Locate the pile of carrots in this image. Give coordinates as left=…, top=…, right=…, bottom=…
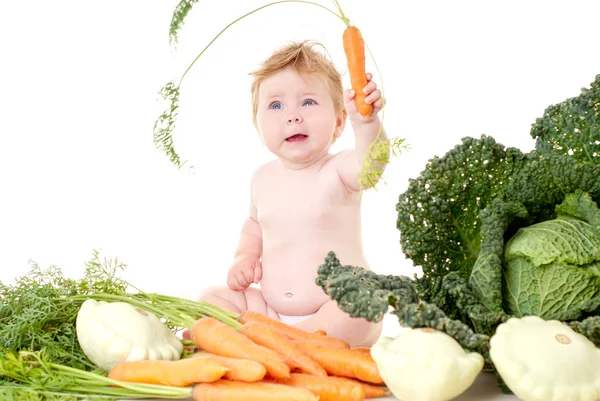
left=108, top=311, right=390, bottom=401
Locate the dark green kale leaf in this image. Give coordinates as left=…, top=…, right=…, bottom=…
left=316, top=252, right=492, bottom=359
left=316, top=252, right=418, bottom=322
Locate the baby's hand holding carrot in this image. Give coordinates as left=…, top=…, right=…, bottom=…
left=344, top=73, right=384, bottom=123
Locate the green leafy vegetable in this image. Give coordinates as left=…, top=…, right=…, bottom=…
left=503, top=192, right=600, bottom=320
left=0, top=349, right=191, bottom=401
left=0, top=250, right=239, bottom=399
left=316, top=74, right=600, bottom=392
left=0, top=251, right=128, bottom=372
left=531, top=74, right=600, bottom=164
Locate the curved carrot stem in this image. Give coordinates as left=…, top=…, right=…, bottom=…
left=331, top=0, right=349, bottom=26
left=177, top=0, right=345, bottom=89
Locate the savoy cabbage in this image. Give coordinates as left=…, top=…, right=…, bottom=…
left=316, top=74, right=600, bottom=380
left=531, top=74, right=600, bottom=164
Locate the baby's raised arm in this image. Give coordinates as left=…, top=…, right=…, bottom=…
left=337, top=73, right=388, bottom=192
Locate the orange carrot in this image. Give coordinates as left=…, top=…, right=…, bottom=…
left=293, top=340, right=384, bottom=385
left=108, top=357, right=228, bottom=387
left=313, top=329, right=327, bottom=336
left=266, top=372, right=366, bottom=401
left=240, top=321, right=328, bottom=377
left=193, top=379, right=319, bottom=401
left=192, top=352, right=267, bottom=382
left=191, top=317, right=290, bottom=379
left=343, top=25, right=373, bottom=116
left=328, top=376, right=391, bottom=398
left=238, top=311, right=350, bottom=349
left=351, top=347, right=372, bottom=355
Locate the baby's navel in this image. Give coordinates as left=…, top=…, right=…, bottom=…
left=285, top=292, right=293, bottom=298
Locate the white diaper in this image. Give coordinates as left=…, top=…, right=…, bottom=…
left=278, top=313, right=315, bottom=325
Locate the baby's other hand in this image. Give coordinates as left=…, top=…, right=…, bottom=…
left=227, top=253, right=262, bottom=291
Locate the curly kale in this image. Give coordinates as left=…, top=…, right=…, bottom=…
left=531, top=74, right=600, bottom=164
left=316, top=252, right=418, bottom=322
left=316, top=252, right=492, bottom=359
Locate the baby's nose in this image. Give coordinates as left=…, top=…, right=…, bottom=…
left=286, top=113, right=303, bottom=124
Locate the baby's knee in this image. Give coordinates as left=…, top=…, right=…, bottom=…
left=196, top=285, right=225, bottom=302
left=197, top=285, right=248, bottom=314
left=196, top=285, right=241, bottom=307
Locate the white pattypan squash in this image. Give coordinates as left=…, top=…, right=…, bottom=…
left=370, top=327, right=484, bottom=401
left=490, top=315, right=600, bottom=401
left=76, top=299, right=184, bottom=371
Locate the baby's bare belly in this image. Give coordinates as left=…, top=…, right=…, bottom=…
left=259, top=234, right=369, bottom=316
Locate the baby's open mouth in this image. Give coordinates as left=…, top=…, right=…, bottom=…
left=286, top=134, right=308, bottom=142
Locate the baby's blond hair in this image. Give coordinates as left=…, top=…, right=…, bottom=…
left=249, top=40, right=345, bottom=130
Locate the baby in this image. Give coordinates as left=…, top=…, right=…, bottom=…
left=200, top=40, right=388, bottom=347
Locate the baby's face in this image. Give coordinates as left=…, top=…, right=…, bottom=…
left=255, top=67, right=345, bottom=166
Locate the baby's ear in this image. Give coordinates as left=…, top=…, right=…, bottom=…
left=334, top=109, right=348, bottom=138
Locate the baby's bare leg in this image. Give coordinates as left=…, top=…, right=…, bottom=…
left=199, top=286, right=280, bottom=320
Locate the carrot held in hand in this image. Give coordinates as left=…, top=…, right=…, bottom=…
left=293, top=340, right=384, bottom=385
left=240, top=321, right=328, bottom=377
left=191, top=316, right=290, bottom=379
left=192, top=352, right=267, bottom=382
left=266, top=372, right=366, bottom=401
left=238, top=311, right=350, bottom=349
left=193, top=379, right=319, bottom=401
left=107, top=357, right=228, bottom=387
left=343, top=25, right=373, bottom=116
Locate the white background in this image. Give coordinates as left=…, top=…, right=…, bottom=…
left=1, top=0, right=599, bottom=308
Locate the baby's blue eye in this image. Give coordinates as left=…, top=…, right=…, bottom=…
left=269, top=101, right=282, bottom=110
left=303, top=99, right=316, bottom=106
